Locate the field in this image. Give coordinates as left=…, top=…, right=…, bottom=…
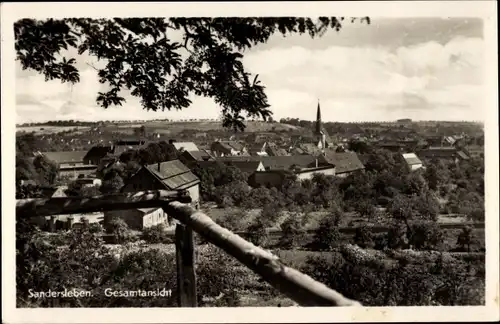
left=16, top=125, right=91, bottom=134
left=16, top=120, right=303, bottom=135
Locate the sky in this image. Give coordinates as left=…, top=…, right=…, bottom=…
left=15, top=17, right=485, bottom=124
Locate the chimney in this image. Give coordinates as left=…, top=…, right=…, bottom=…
left=157, top=162, right=161, bottom=171
left=315, top=158, right=318, bottom=168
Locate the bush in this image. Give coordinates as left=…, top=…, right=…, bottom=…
left=142, top=224, right=171, bottom=244
left=408, top=222, right=443, bottom=251
left=107, top=218, right=137, bottom=244
left=247, top=219, right=269, bottom=247
left=354, top=225, right=374, bottom=248
left=278, top=215, right=306, bottom=249
left=311, top=216, right=342, bottom=251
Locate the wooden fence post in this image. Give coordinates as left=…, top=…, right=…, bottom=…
left=175, top=224, right=197, bottom=307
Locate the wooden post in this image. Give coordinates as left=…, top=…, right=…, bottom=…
left=175, top=224, right=197, bottom=307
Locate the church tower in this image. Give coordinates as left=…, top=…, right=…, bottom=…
left=314, top=100, right=326, bottom=151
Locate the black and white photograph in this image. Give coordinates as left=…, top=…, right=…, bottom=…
left=2, top=1, right=499, bottom=323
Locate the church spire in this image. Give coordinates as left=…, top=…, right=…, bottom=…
left=315, top=99, right=322, bottom=135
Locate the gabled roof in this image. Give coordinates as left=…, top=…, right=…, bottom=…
left=181, top=149, right=215, bottom=162
left=321, top=151, right=365, bottom=174
left=456, top=151, right=470, bottom=160
left=84, top=146, right=113, bottom=160
left=298, top=143, right=321, bottom=155
left=218, top=154, right=328, bottom=170
left=198, top=160, right=263, bottom=174
left=172, top=142, right=199, bottom=152
left=137, top=207, right=162, bottom=214
left=145, top=160, right=200, bottom=190
left=217, top=141, right=245, bottom=152
left=402, top=153, right=422, bottom=166
left=42, top=151, right=87, bottom=164
left=51, top=185, right=69, bottom=198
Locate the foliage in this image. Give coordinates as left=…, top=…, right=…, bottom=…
left=302, top=251, right=484, bottom=306
left=142, top=224, right=171, bottom=244
left=247, top=218, right=269, bottom=247
left=354, top=225, right=374, bottom=248
left=106, top=217, right=137, bottom=244
left=311, top=205, right=343, bottom=251
left=456, top=226, right=478, bottom=252
left=196, top=245, right=246, bottom=306
left=14, top=17, right=369, bottom=131
left=279, top=214, right=307, bottom=249
left=408, top=222, right=443, bottom=251
left=100, top=174, right=125, bottom=194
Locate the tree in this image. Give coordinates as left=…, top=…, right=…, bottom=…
left=14, top=17, right=369, bottom=131
left=279, top=214, right=306, bottom=249
left=142, top=224, right=171, bottom=244
left=311, top=210, right=342, bottom=251
left=456, top=226, right=477, bottom=252
left=106, top=217, right=136, bottom=243
left=100, top=174, right=124, bottom=194
left=354, top=225, right=374, bottom=248
left=408, top=222, right=443, bottom=251
left=32, top=155, right=59, bottom=186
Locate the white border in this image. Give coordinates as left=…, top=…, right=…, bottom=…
left=2, top=1, right=499, bottom=323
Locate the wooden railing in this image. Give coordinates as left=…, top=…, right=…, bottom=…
left=16, top=190, right=361, bottom=307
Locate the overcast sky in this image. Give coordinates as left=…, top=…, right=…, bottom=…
left=15, top=17, right=484, bottom=124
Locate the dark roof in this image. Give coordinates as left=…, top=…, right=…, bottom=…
left=137, top=207, right=162, bottom=214
left=418, top=147, right=459, bottom=158
left=181, top=150, right=215, bottom=162
left=42, top=151, right=87, bottom=164
left=198, top=160, right=263, bottom=174
left=113, top=140, right=148, bottom=155
left=145, top=160, right=200, bottom=190
left=84, top=146, right=113, bottom=160
left=321, top=151, right=365, bottom=174
left=217, top=141, right=245, bottom=152
left=218, top=154, right=328, bottom=170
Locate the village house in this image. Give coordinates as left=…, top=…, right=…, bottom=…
left=320, top=151, right=365, bottom=178
left=108, top=207, right=168, bottom=231
left=40, top=150, right=98, bottom=179
left=248, top=164, right=336, bottom=188
left=264, top=142, right=289, bottom=157
left=103, top=160, right=200, bottom=230
left=401, top=153, right=424, bottom=171
left=197, top=160, right=266, bottom=180
left=172, top=141, right=200, bottom=152
left=83, top=145, right=114, bottom=165
left=463, top=145, right=484, bottom=158
left=178, top=149, right=215, bottom=168
left=247, top=143, right=269, bottom=157
left=417, top=147, right=470, bottom=162
left=210, top=140, right=248, bottom=157
left=45, top=185, right=104, bottom=231
left=112, top=139, right=148, bottom=156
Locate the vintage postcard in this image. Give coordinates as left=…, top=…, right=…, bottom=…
left=2, top=1, right=498, bottom=323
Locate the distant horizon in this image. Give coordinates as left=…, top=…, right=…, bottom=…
left=16, top=117, right=485, bottom=127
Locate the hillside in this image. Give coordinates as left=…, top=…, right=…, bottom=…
left=16, top=120, right=304, bottom=135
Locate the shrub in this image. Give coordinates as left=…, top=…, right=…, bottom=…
left=107, top=218, right=137, bottom=244
left=247, top=219, right=269, bottom=247
left=278, top=215, right=306, bottom=249
left=354, top=225, right=374, bottom=248
left=408, top=221, right=443, bottom=251
left=142, top=224, right=171, bottom=244
left=311, top=216, right=342, bottom=251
